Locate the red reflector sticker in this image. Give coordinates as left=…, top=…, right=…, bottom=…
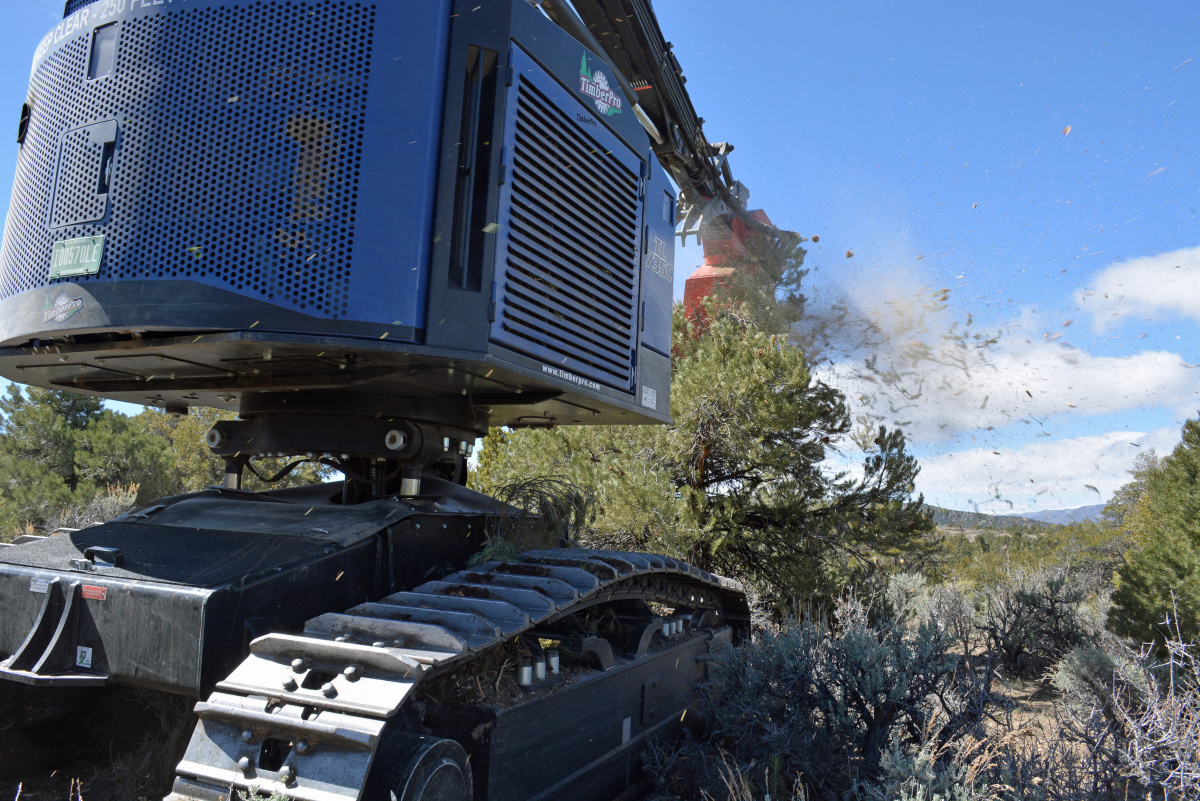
left=81, top=585, right=107, bottom=601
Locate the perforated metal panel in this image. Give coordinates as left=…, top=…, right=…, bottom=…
left=49, top=122, right=114, bottom=229
left=62, top=0, right=96, bottom=18
left=1, top=1, right=376, bottom=319
left=492, top=62, right=641, bottom=391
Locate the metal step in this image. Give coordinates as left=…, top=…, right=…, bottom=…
left=217, top=653, right=419, bottom=718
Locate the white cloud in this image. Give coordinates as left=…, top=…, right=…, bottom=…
left=789, top=246, right=1200, bottom=511
left=800, top=266, right=1200, bottom=443
left=916, top=426, right=1181, bottom=515
left=1078, top=245, right=1200, bottom=331
left=821, top=335, right=1200, bottom=443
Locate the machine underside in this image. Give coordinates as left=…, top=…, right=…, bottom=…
left=0, top=474, right=748, bottom=800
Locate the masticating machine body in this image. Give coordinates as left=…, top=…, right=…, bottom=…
left=0, top=1, right=757, bottom=799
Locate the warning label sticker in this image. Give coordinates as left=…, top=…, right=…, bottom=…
left=81, top=585, right=107, bottom=601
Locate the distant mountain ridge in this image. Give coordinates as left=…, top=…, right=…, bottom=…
left=1006, top=504, right=1106, bottom=525
left=922, top=503, right=1107, bottom=533
left=922, top=505, right=1052, bottom=532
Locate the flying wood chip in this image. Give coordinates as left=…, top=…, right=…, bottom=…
left=845, top=250, right=854, bottom=258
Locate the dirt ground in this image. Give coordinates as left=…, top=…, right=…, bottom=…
left=0, top=689, right=193, bottom=801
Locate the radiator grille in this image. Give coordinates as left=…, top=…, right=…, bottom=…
left=1, top=1, right=375, bottom=319
left=496, top=79, right=641, bottom=390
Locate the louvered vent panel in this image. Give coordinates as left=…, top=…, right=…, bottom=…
left=495, top=79, right=641, bottom=391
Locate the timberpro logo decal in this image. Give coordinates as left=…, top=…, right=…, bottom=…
left=43, top=291, right=84, bottom=324
left=579, top=54, right=622, bottom=117
left=542, top=364, right=600, bottom=392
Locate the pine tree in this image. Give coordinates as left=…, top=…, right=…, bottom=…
left=1108, top=418, right=1200, bottom=650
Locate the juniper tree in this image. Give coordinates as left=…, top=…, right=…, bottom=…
left=0, top=385, right=167, bottom=533
left=475, top=307, right=933, bottom=608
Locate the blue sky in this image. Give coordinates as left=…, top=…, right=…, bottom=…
left=0, top=1, right=1197, bottom=513
left=653, top=1, right=1198, bottom=513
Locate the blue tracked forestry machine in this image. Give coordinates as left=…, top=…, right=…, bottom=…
left=0, top=1, right=793, bottom=798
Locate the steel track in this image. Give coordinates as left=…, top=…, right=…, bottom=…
left=166, top=549, right=747, bottom=801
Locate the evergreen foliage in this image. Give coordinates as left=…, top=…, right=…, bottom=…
left=476, top=307, right=934, bottom=610
left=936, top=519, right=1129, bottom=593
left=136, top=406, right=328, bottom=496
left=694, top=234, right=809, bottom=337
left=0, top=388, right=330, bottom=538
left=1103, top=450, right=1161, bottom=529
left=473, top=475, right=595, bottom=554
left=0, top=385, right=168, bottom=533
left=1108, top=417, right=1200, bottom=651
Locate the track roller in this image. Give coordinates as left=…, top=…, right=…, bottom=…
left=364, top=732, right=472, bottom=801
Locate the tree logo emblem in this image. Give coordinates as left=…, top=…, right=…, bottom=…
left=43, top=291, right=84, bottom=324
left=579, top=53, right=623, bottom=117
